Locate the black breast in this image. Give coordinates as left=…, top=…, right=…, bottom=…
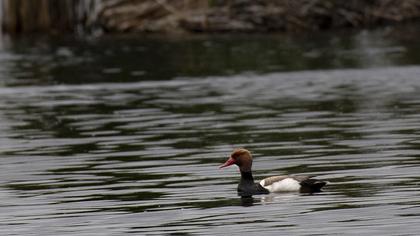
left=237, top=171, right=269, bottom=196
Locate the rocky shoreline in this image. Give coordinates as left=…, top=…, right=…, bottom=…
left=2, top=0, right=420, bottom=34
left=99, top=0, right=420, bottom=33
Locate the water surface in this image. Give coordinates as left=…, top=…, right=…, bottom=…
left=1, top=25, right=420, bottom=235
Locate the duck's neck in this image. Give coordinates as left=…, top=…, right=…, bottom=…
left=238, top=170, right=269, bottom=196
left=238, top=170, right=255, bottom=194
left=240, top=170, right=255, bottom=183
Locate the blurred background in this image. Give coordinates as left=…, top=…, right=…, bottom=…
left=1, top=1, right=420, bottom=235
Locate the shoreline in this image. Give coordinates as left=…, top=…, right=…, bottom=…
left=1, top=0, right=420, bottom=35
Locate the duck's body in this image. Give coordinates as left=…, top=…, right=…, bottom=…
left=220, top=149, right=326, bottom=195
left=260, top=175, right=326, bottom=193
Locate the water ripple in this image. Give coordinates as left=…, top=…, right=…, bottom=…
left=2, top=55, right=420, bottom=234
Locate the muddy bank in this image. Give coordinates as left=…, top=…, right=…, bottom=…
left=2, top=0, right=420, bottom=34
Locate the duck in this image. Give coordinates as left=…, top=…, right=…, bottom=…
left=220, top=148, right=327, bottom=196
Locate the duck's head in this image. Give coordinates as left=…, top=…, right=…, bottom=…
left=220, top=148, right=253, bottom=172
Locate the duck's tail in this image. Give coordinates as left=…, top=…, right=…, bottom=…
left=299, top=178, right=327, bottom=193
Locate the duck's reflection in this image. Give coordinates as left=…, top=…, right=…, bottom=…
left=240, top=196, right=255, bottom=206
left=238, top=190, right=323, bottom=206
left=239, top=192, right=308, bottom=206
left=260, top=193, right=300, bottom=204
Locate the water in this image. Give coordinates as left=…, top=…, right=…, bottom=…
left=1, top=25, right=420, bottom=235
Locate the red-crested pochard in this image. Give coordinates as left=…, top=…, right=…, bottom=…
left=220, top=148, right=327, bottom=195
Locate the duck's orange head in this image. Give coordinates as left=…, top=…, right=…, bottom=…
left=220, top=148, right=253, bottom=172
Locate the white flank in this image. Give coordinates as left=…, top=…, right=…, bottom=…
left=260, top=178, right=301, bottom=192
